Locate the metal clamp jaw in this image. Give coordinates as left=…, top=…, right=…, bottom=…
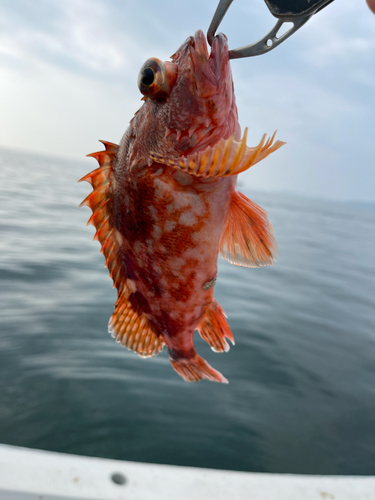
left=207, top=0, right=335, bottom=58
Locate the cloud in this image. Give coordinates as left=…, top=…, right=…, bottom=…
left=0, top=0, right=374, bottom=202
left=299, top=3, right=375, bottom=69
left=0, top=0, right=159, bottom=82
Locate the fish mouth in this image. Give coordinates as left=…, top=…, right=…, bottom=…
left=191, top=30, right=210, bottom=63
left=167, top=29, right=234, bottom=153
left=189, top=30, right=229, bottom=97
left=191, top=30, right=228, bottom=61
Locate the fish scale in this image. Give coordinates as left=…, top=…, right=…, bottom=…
left=80, top=29, right=284, bottom=383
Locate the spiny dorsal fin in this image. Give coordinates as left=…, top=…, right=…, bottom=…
left=79, top=141, right=164, bottom=358
left=149, top=128, right=285, bottom=178
left=79, top=141, right=123, bottom=291
left=197, top=299, right=234, bottom=352
left=220, top=191, right=278, bottom=268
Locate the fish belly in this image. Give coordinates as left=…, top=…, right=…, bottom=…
left=115, top=166, right=232, bottom=354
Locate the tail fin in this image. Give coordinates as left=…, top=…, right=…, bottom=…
left=170, top=353, right=228, bottom=383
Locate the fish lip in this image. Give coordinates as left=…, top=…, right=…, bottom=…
left=192, top=30, right=210, bottom=61
left=174, top=30, right=228, bottom=80
left=192, top=30, right=228, bottom=62
left=191, top=30, right=228, bottom=81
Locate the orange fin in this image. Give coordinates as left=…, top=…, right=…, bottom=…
left=149, top=128, right=285, bottom=178
left=197, top=299, right=234, bottom=352
left=220, top=191, right=278, bottom=268
left=80, top=141, right=164, bottom=359
left=79, top=141, right=125, bottom=291
left=170, top=353, right=228, bottom=383
left=109, top=293, right=165, bottom=358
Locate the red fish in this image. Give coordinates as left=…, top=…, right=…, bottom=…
left=80, top=30, right=284, bottom=383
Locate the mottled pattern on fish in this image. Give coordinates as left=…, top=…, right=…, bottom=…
left=80, top=30, right=285, bottom=383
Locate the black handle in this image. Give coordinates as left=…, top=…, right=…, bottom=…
left=264, top=0, right=335, bottom=19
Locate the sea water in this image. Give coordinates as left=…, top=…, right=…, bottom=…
left=0, top=146, right=374, bottom=475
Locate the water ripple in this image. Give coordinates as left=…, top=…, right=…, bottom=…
left=0, top=147, right=375, bottom=474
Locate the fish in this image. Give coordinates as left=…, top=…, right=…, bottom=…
left=79, top=30, right=285, bottom=383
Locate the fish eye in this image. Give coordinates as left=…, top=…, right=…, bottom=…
left=140, top=67, right=155, bottom=86
left=137, top=58, right=177, bottom=100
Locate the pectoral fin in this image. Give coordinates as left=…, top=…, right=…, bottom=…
left=149, top=128, right=285, bottom=178
left=220, top=191, right=278, bottom=268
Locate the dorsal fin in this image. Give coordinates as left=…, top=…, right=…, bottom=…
left=149, top=128, right=285, bottom=178
left=197, top=299, right=234, bottom=352
left=79, top=141, right=123, bottom=291
left=220, top=191, right=278, bottom=268
left=79, top=141, right=164, bottom=358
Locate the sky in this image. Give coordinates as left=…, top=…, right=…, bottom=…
left=0, top=0, right=374, bottom=202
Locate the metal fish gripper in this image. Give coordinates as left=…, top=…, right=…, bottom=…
left=207, top=0, right=336, bottom=58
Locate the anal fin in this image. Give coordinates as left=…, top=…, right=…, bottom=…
left=220, top=191, right=278, bottom=268
left=197, top=299, right=234, bottom=353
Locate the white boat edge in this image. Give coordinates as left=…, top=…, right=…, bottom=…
left=0, top=443, right=375, bottom=500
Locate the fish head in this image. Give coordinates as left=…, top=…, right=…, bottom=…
left=133, top=30, right=239, bottom=161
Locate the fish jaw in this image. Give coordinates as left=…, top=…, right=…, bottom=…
left=188, top=30, right=226, bottom=99
left=127, top=30, right=238, bottom=168
left=168, top=29, right=238, bottom=152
